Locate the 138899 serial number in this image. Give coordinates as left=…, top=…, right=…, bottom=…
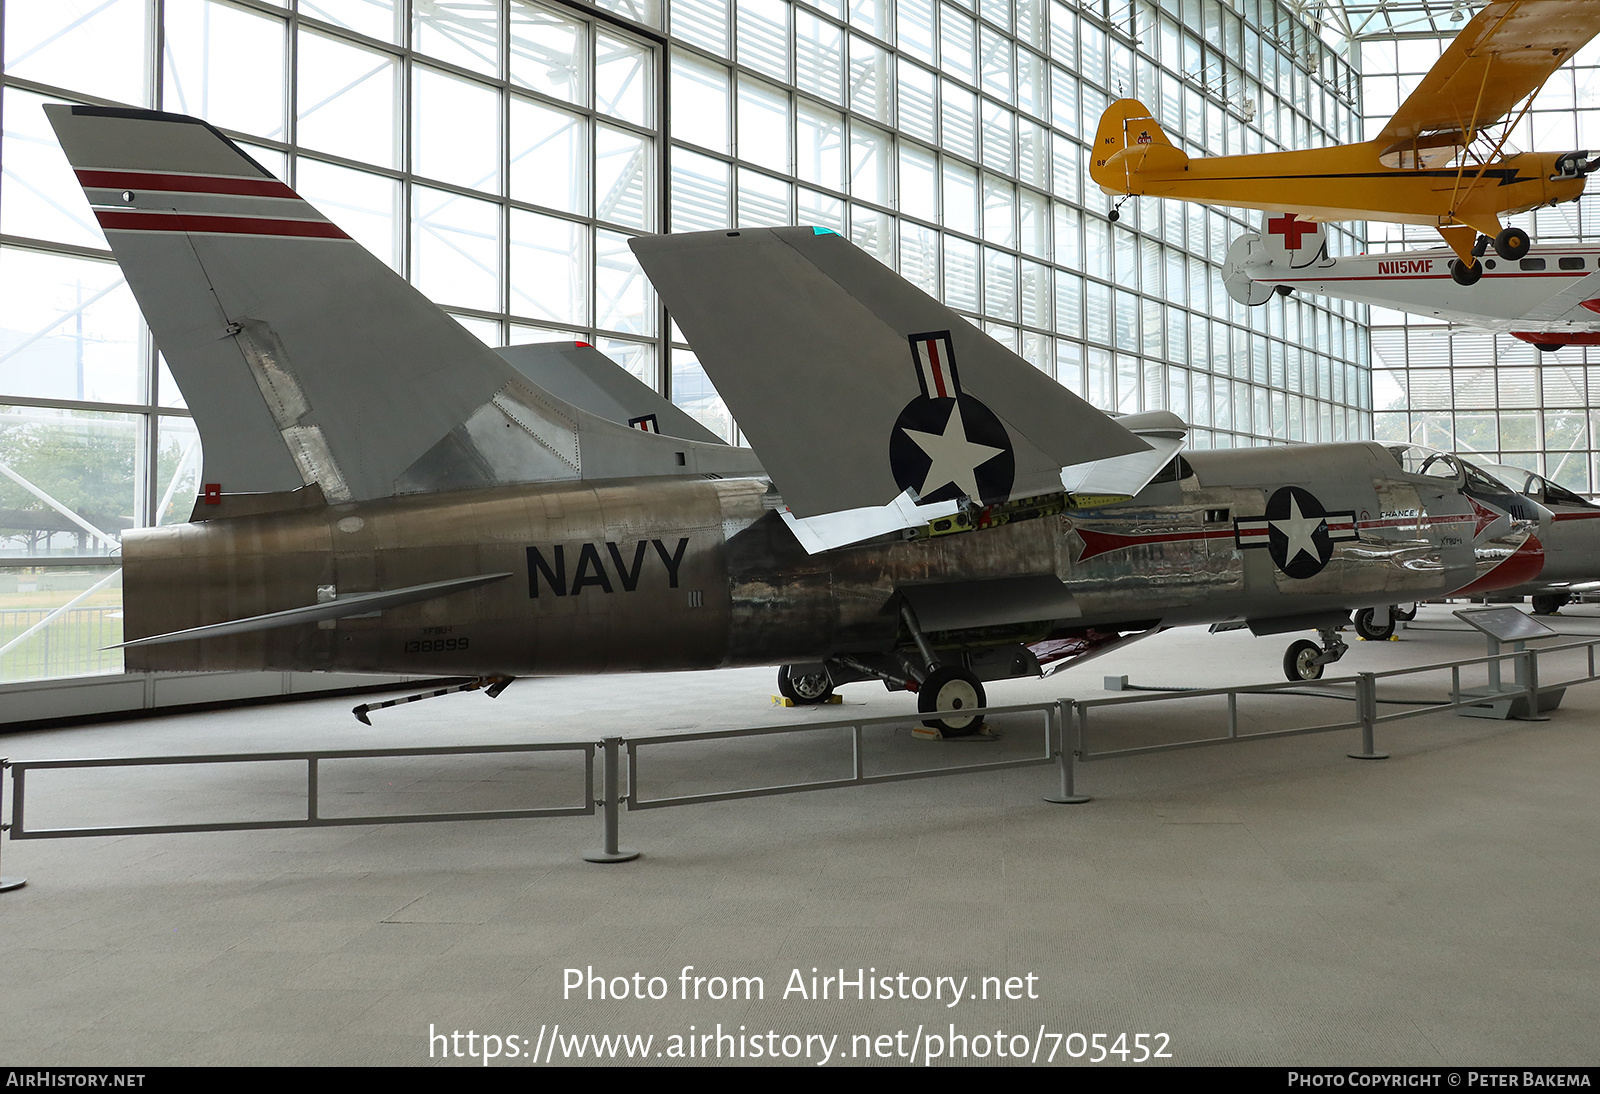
left=404, top=637, right=470, bottom=653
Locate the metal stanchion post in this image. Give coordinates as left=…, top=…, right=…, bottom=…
left=1519, top=648, right=1549, bottom=721
left=584, top=738, right=639, bottom=863
left=1348, top=673, right=1389, bottom=760
left=1044, top=700, right=1090, bottom=803
left=1, top=760, right=25, bottom=892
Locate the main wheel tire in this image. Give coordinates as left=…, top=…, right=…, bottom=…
left=1284, top=639, right=1325, bottom=682
left=777, top=664, right=834, bottom=704
left=1353, top=608, right=1396, bottom=641
left=1531, top=593, right=1570, bottom=616
left=916, top=667, right=986, bottom=736
left=1450, top=258, right=1484, bottom=286
left=1393, top=604, right=1418, bottom=622
left=1494, top=227, right=1531, bottom=261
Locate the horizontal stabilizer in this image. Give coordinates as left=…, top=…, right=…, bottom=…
left=632, top=227, right=1148, bottom=519
left=901, top=575, right=1081, bottom=633
left=1223, top=233, right=1276, bottom=307
left=495, top=342, right=726, bottom=445
left=116, top=572, right=513, bottom=648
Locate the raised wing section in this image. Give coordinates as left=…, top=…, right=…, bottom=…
left=495, top=341, right=727, bottom=445
left=631, top=227, right=1148, bottom=519
left=1377, top=1, right=1600, bottom=157
left=1061, top=410, right=1188, bottom=500
left=46, top=106, right=757, bottom=512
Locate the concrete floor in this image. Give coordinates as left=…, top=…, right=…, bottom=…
left=1, top=602, right=1597, bottom=1067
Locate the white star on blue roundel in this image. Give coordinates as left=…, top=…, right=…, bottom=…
left=1234, top=486, right=1359, bottom=579
left=888, top=331, right=1015, bottom=505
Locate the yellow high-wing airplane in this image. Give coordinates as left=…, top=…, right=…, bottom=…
left=1091, top=0, right=1600, bottom=286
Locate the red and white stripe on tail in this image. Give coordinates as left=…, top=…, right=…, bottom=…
left=908, top=330, right=962, bottom=399
left=77, top=168, right=349, bottom=241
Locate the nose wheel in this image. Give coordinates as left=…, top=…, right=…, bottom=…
left=1283, top=627, right=1349, bottom=682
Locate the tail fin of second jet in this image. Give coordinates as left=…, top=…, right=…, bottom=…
left=631, top=226, right=1149, bottom=520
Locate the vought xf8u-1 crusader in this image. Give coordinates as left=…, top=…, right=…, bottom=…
left=48, top=106, right=1541, bottom=734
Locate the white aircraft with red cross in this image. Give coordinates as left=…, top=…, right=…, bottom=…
left=1224, top=211, right=1600, bottom=352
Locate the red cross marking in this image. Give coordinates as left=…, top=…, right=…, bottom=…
left=1267, top=212, right=1317, bottom=250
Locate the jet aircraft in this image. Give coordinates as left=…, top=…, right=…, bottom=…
left=46, top=106, right=1537, bottom=729
left=1091, top=0, right=1600, bottom=281
left=1481, top=463, right=1600, bottom=614
left=1223, top=213, right=1600, bottom=351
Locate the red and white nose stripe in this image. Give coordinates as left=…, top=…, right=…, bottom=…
left=77, top=168, right=349, bottom=241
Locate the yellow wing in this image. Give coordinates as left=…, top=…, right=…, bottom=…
left=1377, top=0, right=1600, bottom=163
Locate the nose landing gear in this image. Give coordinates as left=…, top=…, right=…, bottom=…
left=1283, top=626, right=1349, bottom=682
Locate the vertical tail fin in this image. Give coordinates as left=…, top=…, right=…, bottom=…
left=45, top=105, right=755, bottom=511
left=1090, top=99, right=1190, bottom=194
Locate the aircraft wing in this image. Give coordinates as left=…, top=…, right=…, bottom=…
left=1376, top=1, right=1600, bottom=153
left=631, top=227, right=1149, bottom=519
left=1519, top=266, right=1600, bottom=322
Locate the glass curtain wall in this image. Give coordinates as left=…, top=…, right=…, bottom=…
left=1363, top=34, right=1600, bottom=493
left=1, top=0, right=1363, bottom=684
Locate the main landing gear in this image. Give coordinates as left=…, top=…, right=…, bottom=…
left=916, top=666, right=986, bottom=736
left=1451, top=228, right=1532, bottom=285
left=1283, top=626, right=1349, bottom=682
left=1494, top=226, right=1530, bottom=261
left=1531, top=592, right=1571, bottom=616
left=1353, top=606, right=1395, bottom=642
left=901, top=601, right=987, bottom=736
left=776, top=663, right=835, bottom=704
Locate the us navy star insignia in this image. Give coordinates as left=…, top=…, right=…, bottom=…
left=900, top=401, right=1005, bottom=502
left=887, top=331, right=1016, bottom=506
left=1235, top=486, right=1358, bottom=579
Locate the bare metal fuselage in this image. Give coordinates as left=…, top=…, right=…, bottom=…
left=122, top=443, right=1486, bottom=678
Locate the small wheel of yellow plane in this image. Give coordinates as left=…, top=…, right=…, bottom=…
left=1091, top=0, right=1600, bottom=285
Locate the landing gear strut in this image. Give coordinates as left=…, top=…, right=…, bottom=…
left=900, top=601, right=986, bottom=736
left=1283, top=627, right=1348, bottom=682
